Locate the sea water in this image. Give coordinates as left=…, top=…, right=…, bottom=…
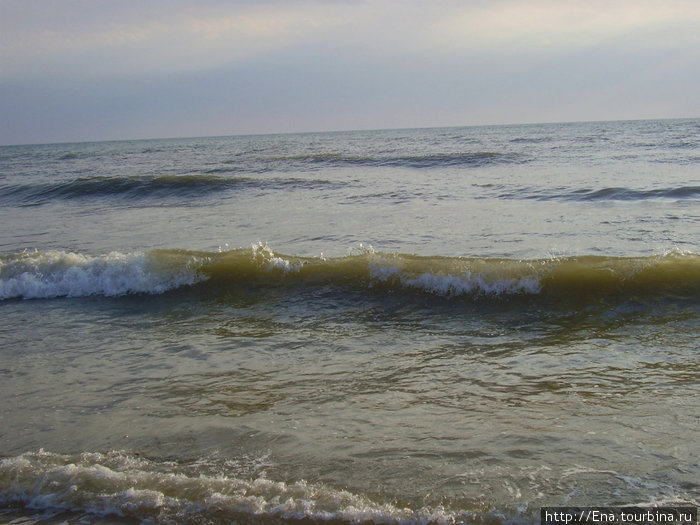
left=0, top=119, right=698, bottom=523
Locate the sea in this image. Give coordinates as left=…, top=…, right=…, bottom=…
left=0, top=119, right=698, bottom=524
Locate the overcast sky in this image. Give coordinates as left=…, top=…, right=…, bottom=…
left=1, top=0, right=699, bottom=144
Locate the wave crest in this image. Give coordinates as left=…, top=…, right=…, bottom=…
left=0, top=175, right=345, bottom=205
left=0, top=249, right=205, bottom=299
left=2, top=246, right=698, bottom=302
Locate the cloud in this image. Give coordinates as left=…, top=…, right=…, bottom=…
left=1, top=0, right=699, bottom=143
left=430, top=0, right=700, bottom=51
left=0, top=1, right=363, bottom=80
left=3, top=0, right=699, bottom=81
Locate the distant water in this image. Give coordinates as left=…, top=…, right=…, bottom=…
left=0, top=120, right=698, bottom=524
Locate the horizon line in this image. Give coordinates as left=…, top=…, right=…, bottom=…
left=1, top=115, right=697, bottom=148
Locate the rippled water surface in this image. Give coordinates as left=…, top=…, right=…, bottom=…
left=0, top=119, right=698, bottom=524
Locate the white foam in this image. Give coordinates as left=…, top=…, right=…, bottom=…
left=251, top=242, right=303, bottom=273
left=369, top=262, right=541, bottom=297
left=0, top=250, right=205, bottom=300
left=0, top=450, right=473, bottom=524
left=405, top=272, right=540, bottom=296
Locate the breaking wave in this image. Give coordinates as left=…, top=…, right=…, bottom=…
left=0, top=450, right=471, bottom=525
left=1, top=245, right=698, bottom=302
left=0, top=249, right=204, bottom=300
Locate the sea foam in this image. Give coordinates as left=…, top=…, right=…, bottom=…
left=0, top=250, right=205, bottom=300
left=0, top=450, right=472, bottom=525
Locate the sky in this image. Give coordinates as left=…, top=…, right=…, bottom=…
left=1, top=0, right=699, bottom=145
